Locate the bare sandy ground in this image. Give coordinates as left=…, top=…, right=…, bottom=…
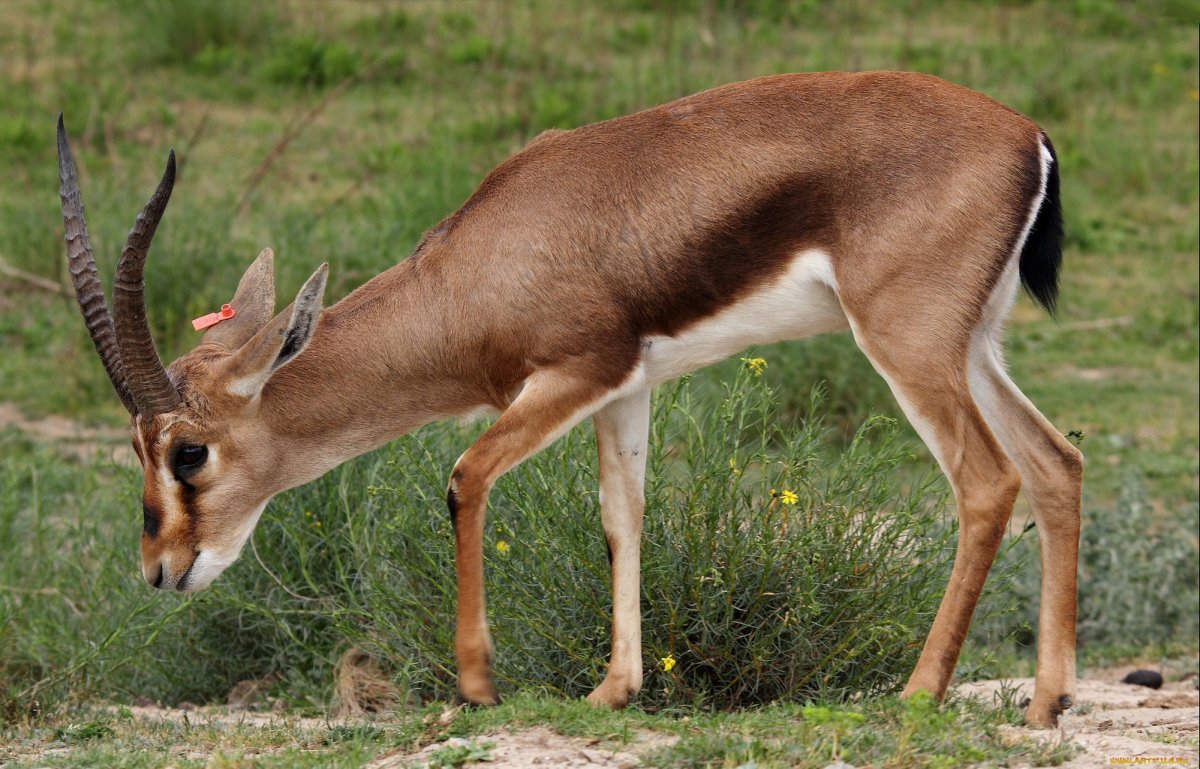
left=958, top=665, right=1199, bottom=769
left=369, top=726, right=656, bottom=769
left=0, top=402, right=132, bottom=465
left=369, top=664, right=1199, bottom=768
left=6, top=663, right=1194, bottom=768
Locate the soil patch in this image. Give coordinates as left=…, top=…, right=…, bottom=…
left=0, top=402, right=132, bottom=465
left=10, top=665, right=1196, bottom=767
left=370, top=726, right=659, bottom=769
left=957, top=664, right=1199, bottom=768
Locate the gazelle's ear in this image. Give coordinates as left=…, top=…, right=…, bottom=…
left=203, top=248, right=276, bottom=349
left=220, top=263, right=328, bottom=400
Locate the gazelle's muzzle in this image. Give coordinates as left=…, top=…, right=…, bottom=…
left=141, top=500, right=270, bottom=594
left=142, top=550, right=198, bottom=592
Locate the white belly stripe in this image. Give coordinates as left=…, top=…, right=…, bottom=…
left=640, top=249, right=847, bottom=385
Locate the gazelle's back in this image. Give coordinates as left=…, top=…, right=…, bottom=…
left=417, top=71, right=1045, bottom=381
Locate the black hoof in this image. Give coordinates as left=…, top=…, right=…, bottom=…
left=1051, top=693, right=1073, bottom=717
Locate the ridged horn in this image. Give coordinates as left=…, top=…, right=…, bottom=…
left=112, top=147, right=182, bottom=417
left=57, top=114, right=138, bottom=416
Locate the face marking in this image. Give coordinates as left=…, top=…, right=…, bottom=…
left=142, top=502, right=161, bottom=537
left=134, top=414, right=254, bottom=592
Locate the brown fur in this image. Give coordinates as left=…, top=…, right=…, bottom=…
left=93, top=72, right=1076, bottom=727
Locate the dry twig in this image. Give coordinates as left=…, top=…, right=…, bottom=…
left=236, top=58, right=383, bottom=215
left=0, top=257, right=71, bottom=296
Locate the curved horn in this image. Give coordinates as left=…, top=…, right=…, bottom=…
left=57, top=114, right=138, bottom=416
left=112, top=148, right=182, bottom=416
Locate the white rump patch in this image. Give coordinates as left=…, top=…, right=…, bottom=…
left=640, top=249, right=847, bottom=385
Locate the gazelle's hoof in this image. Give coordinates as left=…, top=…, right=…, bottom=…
left=585, top=678, right=639, bottom=709
left=457, top=674, right=500, bottom=707
left=1024, top=693, right=1072, bottom=728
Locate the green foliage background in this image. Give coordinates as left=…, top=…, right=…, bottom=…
left=0, top=0, right=1197, bottom=724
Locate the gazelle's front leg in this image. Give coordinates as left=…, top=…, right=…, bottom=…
left=586, top=389, right=651, bottom=708
left=447, top=367, right=627, bottom=705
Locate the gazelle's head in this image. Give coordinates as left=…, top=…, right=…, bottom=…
left=57, top=116, right=328, bottom=592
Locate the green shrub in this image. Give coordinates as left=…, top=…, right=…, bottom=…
left=324, top=367, right=956, bottom=709
left=258, top=37, right=361, bottom=87
left=113, top=0, right=275, bottom=65
left=3, top=366, right=966, bottom=714
left=447, top=36, right=493, bottom=66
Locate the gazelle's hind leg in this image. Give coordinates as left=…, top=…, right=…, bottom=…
left=845, top=312, right=1021, bottom=708
left=969, top=321, right=1082, bottom=727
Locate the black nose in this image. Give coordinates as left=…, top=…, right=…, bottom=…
left=151, top=564, right=164, bottom=589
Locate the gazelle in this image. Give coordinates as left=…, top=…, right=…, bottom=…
left=57, top=71, right=1081, bottom=727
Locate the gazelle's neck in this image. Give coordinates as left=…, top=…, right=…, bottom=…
left=254, top=256, right=489, bottom=484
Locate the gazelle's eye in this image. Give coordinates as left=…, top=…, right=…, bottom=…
left=172, top=444, right=208, bottom=479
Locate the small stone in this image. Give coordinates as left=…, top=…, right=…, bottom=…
left=580, top=748, right=609, bottom=763
left=1122, top=670, right=1164, bottom=689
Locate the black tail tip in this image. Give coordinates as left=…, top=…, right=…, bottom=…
left=1018, top=137, right=1064, bottom=316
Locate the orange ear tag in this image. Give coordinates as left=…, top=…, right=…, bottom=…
left=192, top=304, right=236, bottom=331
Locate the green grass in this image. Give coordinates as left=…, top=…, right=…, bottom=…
left=0, top=0, right=1195, bottom=500
left=3, top=371, right=962, bottom=712
left=0, top=690, right=1073, bottom=769
left=0, top=0, right=1197, bottom=766
left=1, top=705, right=396, bottom=768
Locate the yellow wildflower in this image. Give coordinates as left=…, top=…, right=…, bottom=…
left=659, top=654, right=676, bottom=672
left=741, top=356, right=767, bottom=375
left=780, top=489, right=798, bottom=506
left=1189, top=89, right=1199, bottom=101
left=728, top=457, right=741, bottom=476
left=496, top=540, right=510, bottom=556
left=1151, top=62, right=1168, bottom=76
